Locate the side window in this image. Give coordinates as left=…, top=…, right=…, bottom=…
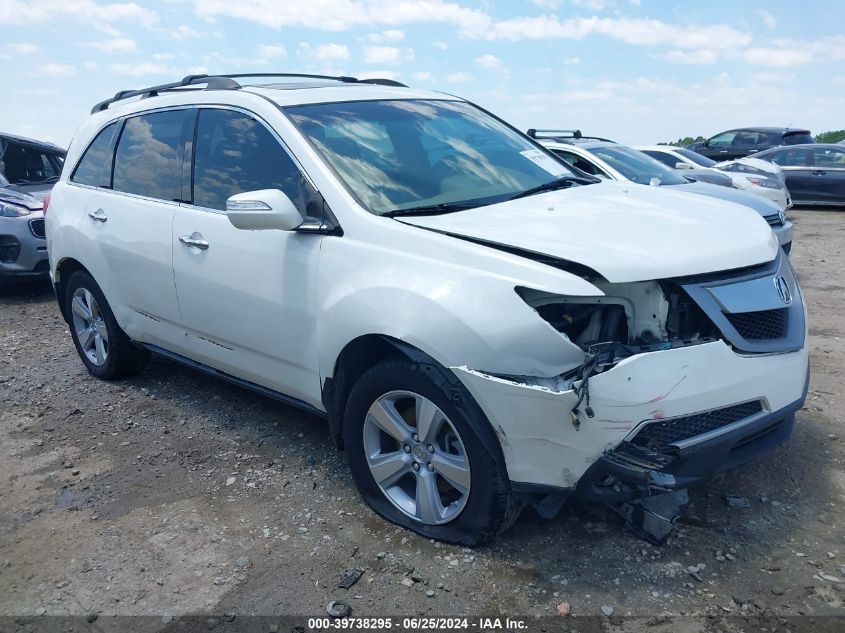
left=642, top=150, right=677, bottom=168
left=771, top=149, right=808, bottom=167
left=193, top=108, right=315, bottom=212
left=113, top=110, right=184, bottom=201
left=812, top=147, right=845, bottom=168
left=71, top=123, right=117, bottom=187
left=552, top=150, right=603, bottom=177
left=708, top=131, right=735, bottom=147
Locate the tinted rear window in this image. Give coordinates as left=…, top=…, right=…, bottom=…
left=113, top=110, right=184, bottom=201
left=71, top=123, right=117, bottom=187
left=783, top=132, right=814, bottom=145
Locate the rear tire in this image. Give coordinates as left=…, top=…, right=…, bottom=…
left=65, top=270, right=149, bottom=380
left=343, top=359, right=521, bottom=545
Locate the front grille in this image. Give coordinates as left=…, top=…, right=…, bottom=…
left=631, top=400, right=764, bottom=454
left=764, top=214, right=783, bottom=227
left=725, top=308, right=787, bottom=339
left=29, top=218, right=46, bottom=239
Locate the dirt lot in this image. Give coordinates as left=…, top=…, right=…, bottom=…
left=1, top=210, right=844, bottom=625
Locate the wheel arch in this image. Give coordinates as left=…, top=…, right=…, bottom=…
left=321, top=334, right=504, bottom=469
left=53, top=257, right=93, bottom=323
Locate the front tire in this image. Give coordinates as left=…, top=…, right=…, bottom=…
left=343, top=359, right=521, bottom=545
left=65, top=270, right=149, bottom=380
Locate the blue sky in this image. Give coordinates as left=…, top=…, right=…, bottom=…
left=2, top=0, right=843, bottom=148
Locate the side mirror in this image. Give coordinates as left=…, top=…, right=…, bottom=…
left=675, top=161, right=693, bottom=170
left=225, top=189, right=302, bottom=231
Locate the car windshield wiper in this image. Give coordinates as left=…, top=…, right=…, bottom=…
left=382, top=202, right=479, bottom=217
left=507, top=176, right=591, bottom=201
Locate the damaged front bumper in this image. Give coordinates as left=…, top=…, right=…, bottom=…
left=453, top=339, right=809, bottom=497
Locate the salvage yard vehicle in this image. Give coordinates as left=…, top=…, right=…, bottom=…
left=751, top=144, right=845, bottom=206
left=46, top=74, right=809, bottom=545
left=637, top=145, right=792, bottom=211
left=0, top=132, right=65, bottom=281
left=532, top=131, right=793, bottom=253
left=686, top=127, right=814, bottom=161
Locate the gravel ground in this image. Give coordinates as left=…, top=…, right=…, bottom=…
left=1, top=209, right=844, bottom=626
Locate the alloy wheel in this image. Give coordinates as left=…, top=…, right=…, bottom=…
left=363, top=390, right=471, bottom=525
left=71, top=287, right=109, bottom=366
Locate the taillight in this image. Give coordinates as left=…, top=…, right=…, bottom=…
left=43, top=192, right=51, bottom=217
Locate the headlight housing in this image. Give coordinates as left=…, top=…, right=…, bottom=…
left=0, top=201, right=32, bottom=217
left=746, top=176, right=782, bottom=190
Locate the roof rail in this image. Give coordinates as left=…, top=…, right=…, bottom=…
left=527, top=129, right=616, bottom=143
left=91, top=73, right=409, bottom=114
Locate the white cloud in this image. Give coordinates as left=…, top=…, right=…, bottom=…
left=446, top=72, right=472, bottom=83
left=743, top=47, right=813, bottom=67
left=81, top=37, right=138, bottom=53
left=755, top=9, right=777, bottom=29
left=661, top=49, right=718, bottom=64
left=0, top=0, right=158, bottom=28
left=365, top=29, right=405, bottom=42
left=299, top=43, right=351, bottom=62
left=8, top=42, right=40, bottom=55
left=474, top=53, right=509, bottom=75
left=478, top=15, right=752, bottom=49
left=171, top=24, right=201, bottom=39
left=433, top=41, right=449, bottom=50
left=572, top=0, right=607, bottom=10
left=152, top=53, right=175, bottom=61
left=413, top=71, right=433, bottom=81
left=193, top=0, right=488, bottom=32
left=258, top=44, right=287, bottom=59
left=529, top=0, right=559, bottom=7
left=564, top=56, right=580, bottom=65
left=363, top=46, right=413, bottom=65
left=36, top=63, right=78, bottom=76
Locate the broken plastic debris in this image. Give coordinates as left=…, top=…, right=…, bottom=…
left=339, top=568, right=364, bottom=589
left=326, top=600, right=352, bottom=618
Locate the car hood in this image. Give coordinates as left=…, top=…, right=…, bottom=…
left=0, top=186, right=44, bottom=211
left=398, top=181, right=778, bottom=284
left=666, top=181, right=781, bottom=216
left=685, top=169, right=734, bottom=187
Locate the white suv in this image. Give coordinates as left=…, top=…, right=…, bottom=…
left=47, top=74, right=809, bottom=545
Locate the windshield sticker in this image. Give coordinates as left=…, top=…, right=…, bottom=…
left=520, top=149, right=568, bottom=176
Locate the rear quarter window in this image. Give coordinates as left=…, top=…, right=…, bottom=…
left=71, top=123, right=117, bottom=187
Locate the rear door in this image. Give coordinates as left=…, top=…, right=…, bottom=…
left=810, top=146, right=845, bottom=203
left=702, top=131, right=737, bottom=159
left=766, top=148, right=813, bottom=202
left=171, top=107, right=324, bottom=406
left=70, top=109, right=191, bottom=353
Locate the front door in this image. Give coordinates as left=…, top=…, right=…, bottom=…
left=172, top=107, right=324, bottom=407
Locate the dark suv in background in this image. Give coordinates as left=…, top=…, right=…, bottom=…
left=688, top=127, right=814, bottom=161
left=0, top=132, right=66, bottom=282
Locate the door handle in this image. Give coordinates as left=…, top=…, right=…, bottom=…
left=88, top=209, right=108, bottom=223
left=179, top=233, right=209, bottom=250
left=811, top=170, right=827, bottom=176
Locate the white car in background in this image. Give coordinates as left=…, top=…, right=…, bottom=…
left=637, top=145, right=791, bottom=211
left=534, top=134, right=793, bottom=252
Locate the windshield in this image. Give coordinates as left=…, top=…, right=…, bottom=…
left=675, top=147, right=716, bottom=168
left=0, top=142, right=62, bottom=185
left=591, top=146, right=688, bottom=186
left=286, top=99, right=575, bottom=215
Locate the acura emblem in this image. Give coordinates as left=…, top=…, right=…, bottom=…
left=774, top=275, right=792, bottom=305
